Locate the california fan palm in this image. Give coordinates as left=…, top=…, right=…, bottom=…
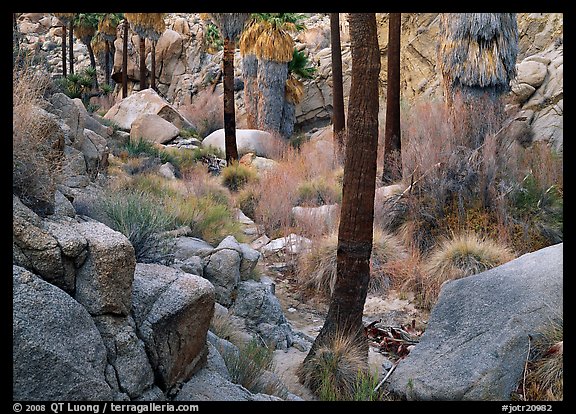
left=245, top=13, right=305, bottom=137
left=125, top=13, right=166, bottom=91
left=205, top=13, right=250, bottom=165
left=54, top=13, right=75, bottom=77
left=74, top=13, right=100, bottom=89
left=438, top=13, right=518, bottom=147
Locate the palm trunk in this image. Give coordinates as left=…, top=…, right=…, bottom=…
left=61, top=25, right=67, bottom=77
left=122, top=19, right=128, bottom=98
left=68, top=21, right=74, bottom=75
left=257, top=59, right=288, bottom=135
left=279, top=98, right=296, bottom=139
left=151, top=41, right=156, bottom=91
left=382, top=13, right=402, bottom=184
left=139, top=36, right=147, bottom=90
left=330, top=13, right=346, bottom=157
left=301, top=12, right=380, bottom=382
left=242, top=53, right=259, bottom=129
left=104, top=40, right=110, bottom=85
left=86, top=38, right=99, bottom=90
left=223, top=37, right=239, bottom=164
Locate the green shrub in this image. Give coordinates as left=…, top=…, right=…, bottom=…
left=166, top=193, right=242, bottom=245
left=221, top=162, right=257, bottom=192
left=220, top=339, right=276, bottom=394
left=296, top=176, right=341, bottom=207
left=97, top=189, right=176, bottom=263
left=236, top=186, right=260, bottom=220
left=179, top=127, right=200, bottom=139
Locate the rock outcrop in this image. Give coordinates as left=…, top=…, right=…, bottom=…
left=132, top=263, right=215, bottom=390
left=13, top=265, right=115, bottom=401
left=387, top=243, right=563, bottom=401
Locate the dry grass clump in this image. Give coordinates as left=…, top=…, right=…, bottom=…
left=13, top=64, right=64, bottom=216
left=298, top=331, right=371, bottom=401
left=297, top=229, right=408, bottom=298
left=209, top=311, right=248, bottom=348
left=178, top=88, right=223, bottom=138
left=522, top=318, right=563, bottom=401
left=295, top=176, right=342, bottom=207
left=420, top=232, right=515, bottom=309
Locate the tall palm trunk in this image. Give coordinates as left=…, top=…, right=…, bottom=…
left=300, top=12, right=380, bottom=377
left=257, top=59, right=289, bottom=134
left=139, top=36, right=146, bottom=90
left=223, top=37, right=239, bottom=164
left=330, top=13, right=346, bottom=158
left=86, top=38, right=99, bottom=90
left=382, top=13, right=402, bottom=184
left=122, top=19, right=128, bottom=98
left=151, top=41, right=157, bottom=90
left=242, top=54, right=259, bottom=129
left=61, top=25, right=67, bottom=77
left=104, top=40, right=110, bottom=85
left=68, top=21, right=74, bottom=75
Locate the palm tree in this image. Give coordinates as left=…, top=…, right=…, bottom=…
left=74, top=13, right=100, bottom=90
left=54, top=13, right=75, bottom=77
left=299, top=13, right=381, bottom=387
left=239, top=17, right=265, bottom=129
left=438, top=13, right=518, bottom=147
left=248, top=13, right=305, bottom=136
left=97, top=13, right=123, bottom=86
left=121, top=17, right=129, bottom=98
left=280, top=48, right=316, bottom=138
left=125, top=14, right=166, bottom=91
left=330, top=13, right=346, bottom=159
left=382, top=13, right=402, bottom=184
left=205, top=13, right=250, bottom=165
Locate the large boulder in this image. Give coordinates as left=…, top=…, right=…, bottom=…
left=13, top=195, right=66, bottom=289
left=387, top=243, right=563, bottom=401
left=202, top=129, right=273, bottom=157
left=230, top=279, right=298, bottom=350
left=155, top=29, right=186, bottom=85
left=130, top=114, right=180, bottom=145
left=13, top=265, right=115, bottom=400
left=131, top=263, right=215, bottom=390
left=203, top=236, right=242, bottom=307
left=292, top=204, right=340, bottom=235
left=73, top=220, right=136, bottom=316
left=103, top=88, right=194, bottom=131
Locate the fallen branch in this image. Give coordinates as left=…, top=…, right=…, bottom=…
left=373, top=361, right=398, bottom=393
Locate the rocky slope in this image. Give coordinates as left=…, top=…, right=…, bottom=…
left=15, top=12, right=562, bottom=150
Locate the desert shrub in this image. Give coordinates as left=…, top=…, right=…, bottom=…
left=399, top=98, right=562, bottom=257
left=178, top=89, right=223, bottom=138
left=13, top=63, right=64, bottom=216
left=122, top=173, right=179, bottom=199
left=181, top=164, right=232, bottom=206
left=96, top=188, right=176, bottom=263
left=253, top=166, right=302, bottom=237
left=236, top=186, right=260, bottom=220
left=298, top=331, right=368, bottom=400
left=122, top=138, right=177, bottom=164
left=421, top=232, right=515, bottom=309
left=295, top=176, right=342, bottom=207
left=165, top=193, right=241, bottom=246
left=521, top=318, right=563, bottom=401
left=297, top=229, right=408, bottom=298
left=220, top=162, right=258, bottom=192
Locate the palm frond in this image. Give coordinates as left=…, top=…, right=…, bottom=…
left=255, top=24, right=294, bottom=62
left=438, top=13, right=518, bottom=94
